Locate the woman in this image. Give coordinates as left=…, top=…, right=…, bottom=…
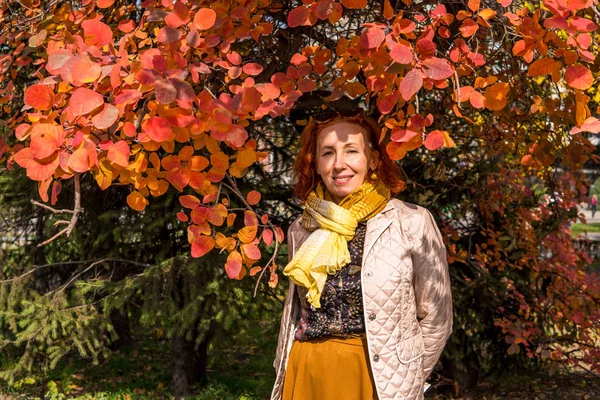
left=271, top=108, right=453, bottom=400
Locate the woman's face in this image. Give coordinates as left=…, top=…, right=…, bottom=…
left=315, top=121, right=378, bottom=204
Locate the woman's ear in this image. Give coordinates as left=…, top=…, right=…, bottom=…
left=370, top=150, right=379, bottom=171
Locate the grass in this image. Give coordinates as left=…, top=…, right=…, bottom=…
left=0, top=318, right=279, bottom=400
left=571, top=222, right=600, bottom=236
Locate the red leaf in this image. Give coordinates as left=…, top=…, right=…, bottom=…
left=92, top=104, right=119, bottom=129
left=143, top=117, right=174, bottom=142
left=565, top=65, right=593, bottom=90
left=193, top=8, right=216, bottom=30
left=155, top=79, right=177, bottom=104
left=389, top=43, right=413, bottom=64
left=180, top=195, right=201, bottom=209
left=400, top=69, right=424, bottom=101
left=82, top=18, right=113, bottom=47
left=571, top=117, right=600, bottom=135
left=69, top=88, right=104, bottom=116
left=262, top=229, right=274, bottom=246
left=114, top=89, right=142, bottom=105
left=118, top=19, right=135, bottom=33
left=422, top=57, right=454, bottom=80
left=107, top=140, right=130, bottom=168
left=192, top=235, right=215, bottom=258
left=391, top=128, right=420, bottom=143
left=165, top=1, right=189, bottom=28
left=424, top=130, right=445, bottom=150
left=290, top=53, right=308, bottom=66
left=243, top=63, right=263, bottom=76
left=157, top=26, right=182, bottom=43
left=288, top=6, right=309, bottom=28
left=247, top=190, right=261, bottom=205
left=360, top=27, right=385, bottom=49
left=24, top=84, right=54, bottom=110
left=225, top=251, right=243, bottom=279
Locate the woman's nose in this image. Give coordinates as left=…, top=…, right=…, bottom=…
left=334, top=154, right=346, bottom=170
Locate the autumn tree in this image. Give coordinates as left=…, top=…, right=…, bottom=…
left=1, top=0, right=600, bottom=396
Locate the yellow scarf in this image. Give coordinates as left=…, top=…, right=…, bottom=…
left=283, top=181, right=391, bottom=308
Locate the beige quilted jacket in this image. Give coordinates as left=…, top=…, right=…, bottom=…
left=271, top=198, right=453, bottom=400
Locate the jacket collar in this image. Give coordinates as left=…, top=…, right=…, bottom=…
left=363, top=199, right=397, bottom=261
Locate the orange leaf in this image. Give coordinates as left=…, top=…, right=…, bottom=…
left=383, top=0, right=394, bottom=19
left=193, top=8, right=216, bottom=30
left=69, top=88, right=104, bottom=116
left=24, top=84, right=54, bottom=110
left=97, top=0, right=115, bottom=8
left=28, top=29, right=47, bottom=47
left=143, top=117, right=174, bottom=142
left=565, top=65, right=594, bottom=90
left=92, top=104, right=119, bottom=129
left=107, top=140, right=130, bottom=168
left=247, top=190, right=261, bottom=205
left=14, top=149, right=59, bottom=181
left=467, top=0, right=480, bottom=12
left=82, top=18, right=113, bottom=47
left=528, top=58, right=557, bottom=77
left=459, top=18, right=478, bottom=38
left=238, top=226, right=258, bottom=244
left=241, top=243, right=261, bottom=261
left=62, top=55, right=101, bottom=86
left=249, top=266, right=262, bottom=276
left=191, top=235, right=215, bottom=258
left=225, top=251, right=243, bottom=279
left=30, top=124, right=63, bottom=159
left=127, top=191, right=148, bottom=211
left=341, top=0, right=367, bottom=9
left=484, top=82, right=509, bottom=110
left=189, top=155, right=209, bottom=171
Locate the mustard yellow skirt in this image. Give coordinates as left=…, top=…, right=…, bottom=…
left=282, top=336, right=378, bottom=400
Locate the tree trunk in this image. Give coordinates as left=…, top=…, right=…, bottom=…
left=171, top=334, right=195, bottom=400
left=108, top=310, right=132, bottom=350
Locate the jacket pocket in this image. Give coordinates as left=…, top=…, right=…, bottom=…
left=396, top=333, right=425, bottom=364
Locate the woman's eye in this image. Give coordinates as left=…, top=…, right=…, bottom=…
left=322, top=151, right=333, bottom=156
left=347, top=149, right=358, bottom=154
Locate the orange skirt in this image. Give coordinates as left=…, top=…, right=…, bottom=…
left=282, top=336, right=378, bottom=400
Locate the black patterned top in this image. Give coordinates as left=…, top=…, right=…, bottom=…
left=294, top=223, right=367, bottom=340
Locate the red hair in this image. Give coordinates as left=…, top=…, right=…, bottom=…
left=292, top=113, right=406, bottom=202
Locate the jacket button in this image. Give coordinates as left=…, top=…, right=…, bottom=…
left=368, top=313, right=376, bottom=321
left=365, top=271, right=373, bottom=277
left=373, top=354, right=379, bottom=362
